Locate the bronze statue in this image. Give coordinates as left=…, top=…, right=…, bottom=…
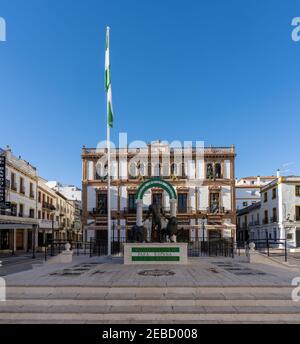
left=161, top=216, right=178, bottom=242
left=145, top=203, right=166, bottom=242
left=128, top=225, right=147, bottom=243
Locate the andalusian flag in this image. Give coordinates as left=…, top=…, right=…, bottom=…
left=105, top=27, right=114, bottom=128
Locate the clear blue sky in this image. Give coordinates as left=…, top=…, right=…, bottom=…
left=1, top=0, right=300, bottom=187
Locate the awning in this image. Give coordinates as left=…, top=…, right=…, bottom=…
left=0, top=223, right=37, bottom=229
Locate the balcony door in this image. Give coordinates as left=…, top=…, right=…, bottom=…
left=209, top=193, right=220, bottom=213
left=128, top=193, right=136, bottom=213
left=96, top=193, right=107, bottom=214
left=178, top=193, right=188, bottom=213
left=152, top=193, right=163, bottom=207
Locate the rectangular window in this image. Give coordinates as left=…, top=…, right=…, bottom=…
left=11, top=203, right=17, bottom=216
left=38, top=210, right=41, bottom=219
left=264, top=192, right=268, bottom=202
left=242, top=201, right=248, bottom=207
left=209, top=193, right=220, bottom=213
left=272, top=208, right=277, bottom=222
left=152, top=193, right=163, bottom=207
left=11, top=172, right=17, bottom=191
left=296, top=186, right=300, bottom=197
left=128, top=194, right=136, bottom=213
left=296, top=206, right=300, bottom=221
left=96, top=193, right=108, bottom=214
left=29, top=209, right=35, bottom=218
left=30, top=183, right=34, bottom=198
left=20, top=177, right=25, bottom=194
left=19, top=204, right=24, bottom=217
left=264, top=210, right=269, bottom=224
left=38, top=191, right=41, bottom=203
left=178, top=193, right=188, bottom=213
left=272, top=188, right=276, bottom=199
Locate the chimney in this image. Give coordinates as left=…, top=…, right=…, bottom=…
left=276, top=169, right=280, bottom=178
left=257, top=175, right=261, bottom=186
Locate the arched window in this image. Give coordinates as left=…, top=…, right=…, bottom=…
left=215, top=163, right=222, bottom=179
left=139, top=162, right=146, bottom=176
left=206, top=163, right=213, bottom=179
left=129, top=162, right=137, bottom=178
left=171, top=163, right=178, bottom=176
left=162, top=163, right=169, bottom=177
left=154, top=163, right=161, bottom=177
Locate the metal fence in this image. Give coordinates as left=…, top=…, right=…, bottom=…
left=89, top=237, right=235, bottom=258
left=236, top=238, right=288, bottom=262
left=43, top=237, right=235, bottom=261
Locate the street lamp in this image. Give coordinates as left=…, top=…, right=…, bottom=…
left=32, top=224, right=37, bottom=259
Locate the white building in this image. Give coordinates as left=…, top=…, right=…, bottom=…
left=0, top=147, right=38, bottom=252
left=82, top=141, right=237, bottom=243
left=0, top=147, right=80, bottom=253
left=236, top=175, right=276, bottom=210
left=46, top=181, right=82, bottom=240
left=237, top=174, right=300, bottom=248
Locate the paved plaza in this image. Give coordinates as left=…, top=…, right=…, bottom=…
left=0, top=255, right=300, bottom=323
left=4, top=255, right=300, bottom=287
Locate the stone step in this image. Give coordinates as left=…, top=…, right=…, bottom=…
left=6, top=293, right=293, bottom=301
left=0, top=312, right=300, bottom=323
left=7, top=286, right=294, bottom=295
left=1, top=299, right=298, bottom=307
left=6, top=287, right=293, bottom=302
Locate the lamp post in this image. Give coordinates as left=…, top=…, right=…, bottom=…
left=201, top=217, right=206, bottom=256
left=32, top=224, right=37, bottom=259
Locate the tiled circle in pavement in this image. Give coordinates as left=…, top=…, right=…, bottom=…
left=138, top=269, right=175, bottom=277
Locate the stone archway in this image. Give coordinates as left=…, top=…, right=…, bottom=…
left=135, top=178, right=177, bottom=226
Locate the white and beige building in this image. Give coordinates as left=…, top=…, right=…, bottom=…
left=82, top=141, right=237, bottom=242
left=237, top=174, right=300, bottom=248
left=236, top=175, right=276, bottom=210
left=0, top=147, right=38, bottom=252
left=0, top=147, right=78, bottom=253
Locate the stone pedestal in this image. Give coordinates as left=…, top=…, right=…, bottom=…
left=124, top=243, right=188, bottom=265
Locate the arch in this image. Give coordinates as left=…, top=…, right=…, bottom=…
left=135, top=177, right=176, bottom=201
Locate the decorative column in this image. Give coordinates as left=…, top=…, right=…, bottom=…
left=136, top=199, right=143, bottom=226
left=170, top=199, right=176, bottom=217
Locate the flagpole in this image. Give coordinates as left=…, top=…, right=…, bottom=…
left=106, top=26, right=112, bottom=257
left=107, top=115, right=111, bottom=257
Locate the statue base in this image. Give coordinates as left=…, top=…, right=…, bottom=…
left=124, top=242, right=188, bottom=265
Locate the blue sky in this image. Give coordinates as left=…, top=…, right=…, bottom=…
left=1, top=0, right=300, bottom=187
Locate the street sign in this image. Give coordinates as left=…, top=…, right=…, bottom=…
left=0, top=155, right=6, bottom=207
left=0, top=202, right=10, bottom=209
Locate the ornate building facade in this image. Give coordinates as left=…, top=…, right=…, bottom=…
left=82, top=141, right=236, bottom=243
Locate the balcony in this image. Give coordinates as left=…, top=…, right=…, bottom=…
left=11, top=183, right=17, bottom=191
left=29, top=191, right=35, bottom=199
left=89, top=208, right=108, bottom=216
left=42, top=202, right=56, bottom=211
left=262, top=218, right=269, bottom=224
left=207, top=206, right=225, bottom=214
left=20, top=185, right=25, bottom=194
left=270, top=216, right=277, bottom=223
left=295, top=216, right=300, bottom=222
left=39, top=219, right=59, bottom=229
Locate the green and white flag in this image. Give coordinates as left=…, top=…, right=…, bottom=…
left=105, top=27, right=114, bottom=128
